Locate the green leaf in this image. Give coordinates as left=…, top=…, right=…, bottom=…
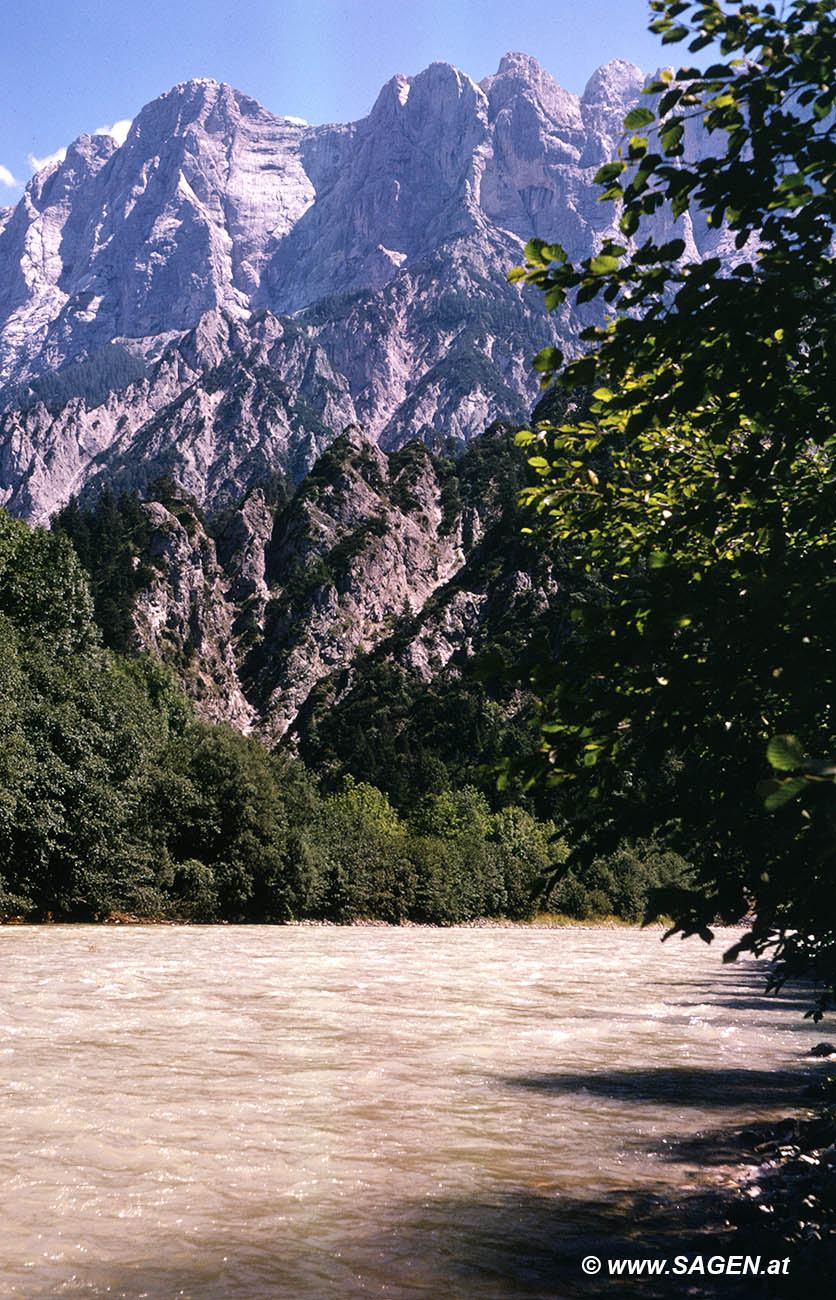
left=764, top=777, right=807, bottom=811
left=623, top=107, right=655, bottom=130
left=661, top=23, right=689, bottom=43
left=671, top=190, right=691, bottom=219
left=594, top=162, right=626, bottom=185
left=766, top=735, right=806, bottom=772
left=657, top=238, right=686, bottom=261
left=659, top=88, right=684, bottom=115
left=577, top=281, right=603, bottom=304
left=589, top=254, right=621, bottom=276
left=532, top=346, right=564, bottom=373
left=523, top=237, right=547, bottom=263
left=564, top=357, right=597, bottom=387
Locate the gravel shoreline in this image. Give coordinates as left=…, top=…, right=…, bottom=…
left=2, top=912, right=671, bottom=928
left=718, top=1103, right=836, bottom=1285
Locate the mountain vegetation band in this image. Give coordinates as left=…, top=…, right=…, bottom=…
left=0, top=1, right=833, bottom=1037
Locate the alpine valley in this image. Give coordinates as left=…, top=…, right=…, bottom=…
left=0, top=52, right=726, bottom=744
left=4, top=8, right=834, bottom=1281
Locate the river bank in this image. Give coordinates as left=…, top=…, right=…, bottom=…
left=1, top=910, right=674, bottom=927
left=724, top=1105, right=836, bottom=1257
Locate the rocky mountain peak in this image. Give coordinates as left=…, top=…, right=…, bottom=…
left=367, top=73, right=413, bottom=123
left=362, top=60, right=488, bottom=166
left=366, top=60, right=488, bottom=157
left=495, top=51, right=545, bottom=79
left=582, top=58, right=645, bottom=111
left=129, top=76, right=280, bottom=147
left=38, top=132, right=117, bottom=192
left=481, top=52, right=582, bottom=129
left=159, top=75, right=225, bottom=100
left=576, top=59, right=647, bottom=162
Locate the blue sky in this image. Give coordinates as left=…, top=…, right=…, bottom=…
left=1, top=0, right=675, bottom=198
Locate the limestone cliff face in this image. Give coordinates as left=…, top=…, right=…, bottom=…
left=130, top=498, right=255, bottom=730
left=0, top=82, right=313, bottom=387
left=0, top=54, right=679, bottom=524
left=250, top=429, right=468, bottom=739
left=123, top=426, right=552, bottom=742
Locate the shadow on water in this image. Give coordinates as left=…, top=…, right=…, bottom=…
left=363, top=1178, right=836, bottom=1299
left=662, top=1123, right=777, bottom=1169
left=694, top=995, right=820, bottom=1015
left=352, top=1186, right=735, bottom=1299
left=49, top=1180, right=827, bottom=1300
left=25, top=952, right=828, bottom=1299
left=46, top=1073, right=831, bottom=1298
left=48, top=1068, right=831, bottom=1300
left=503, top=1066, right=810, bottom=1109
left=360, top=1187, right=824, bottom=1298
left=651, top=963, right=824, bottom=1018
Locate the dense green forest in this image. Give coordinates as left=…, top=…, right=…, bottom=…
left=0, top=343, right=148, bottom=415
left=0, top=466, right=694, bottom=924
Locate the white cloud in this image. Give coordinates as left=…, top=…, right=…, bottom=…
left=22, top=118, right=132, bottom=182
left=25, top=118, right=131, bottom=179
left=27, top=147, right=67, bottom=173
left=0, top=164, right=21, bottom=188
left=93, top=119, right=132, bottom=146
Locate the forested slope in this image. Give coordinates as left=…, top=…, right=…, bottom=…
left=0, top=426, right=693, bottom=924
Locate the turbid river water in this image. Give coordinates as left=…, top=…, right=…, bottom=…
left=0, top=926, right=825, bottom=1298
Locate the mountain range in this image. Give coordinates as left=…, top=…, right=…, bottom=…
left=0, top=52, right=727, bottom=743
left=0, top=52, right=728, bottom=526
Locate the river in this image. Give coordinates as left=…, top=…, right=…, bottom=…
left=0, top=925, right=823, bottom=1298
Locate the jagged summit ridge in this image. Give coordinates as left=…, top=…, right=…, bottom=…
left=0, top=52, right=724, bottom=523
left=0, top=53, right=635, bottom=388
left=481, top=51, right=584, bottom=128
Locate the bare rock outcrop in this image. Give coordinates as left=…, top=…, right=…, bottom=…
left=118, top=426, right=555, bottom=741
left=131, top=498, right=254, bottom=729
